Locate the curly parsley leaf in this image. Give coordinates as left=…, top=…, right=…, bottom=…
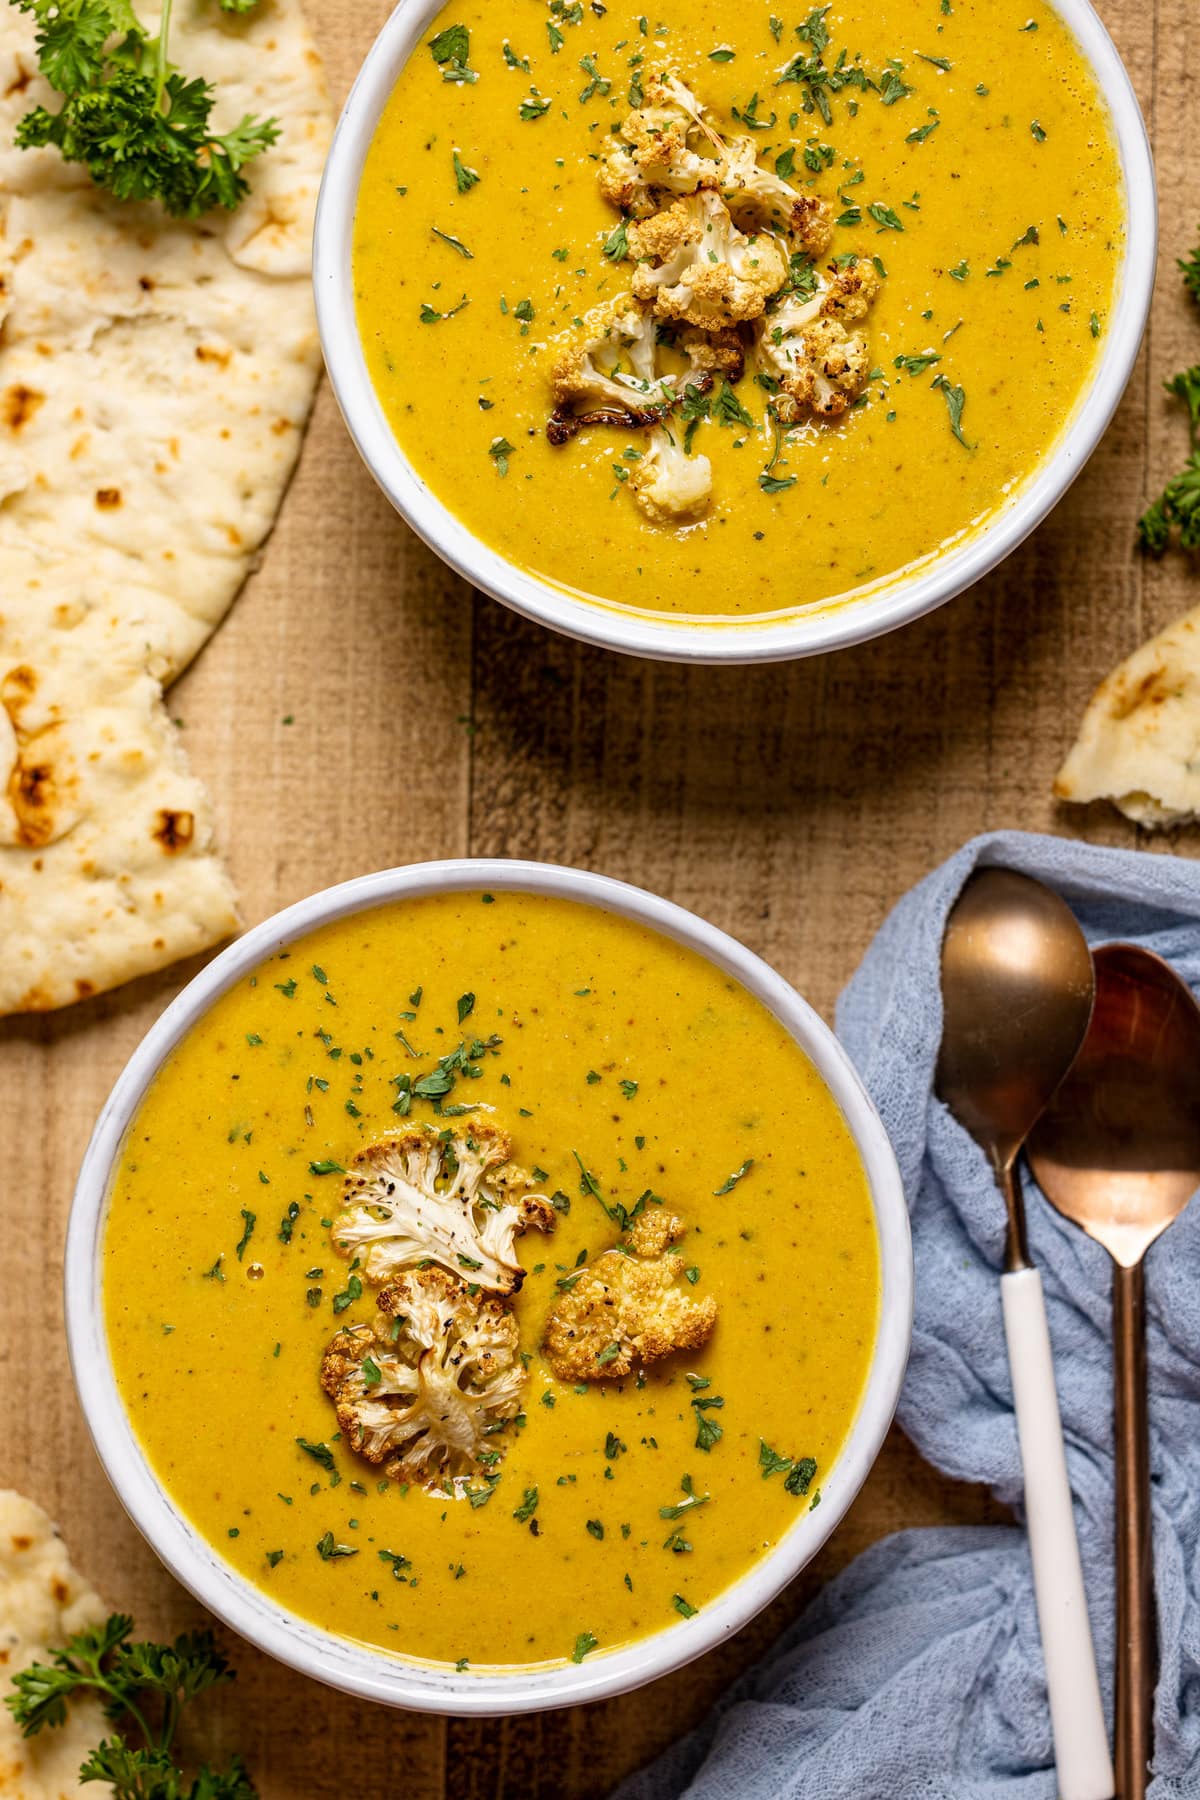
left=1138, top=364, right=1200, bottom=554
left=10, top=0, right=278, bottom=216
left=5, top=1613, right=253, bottom=1797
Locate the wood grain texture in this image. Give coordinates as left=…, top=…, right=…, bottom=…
left=0, top=0, right=1193, bottom=1794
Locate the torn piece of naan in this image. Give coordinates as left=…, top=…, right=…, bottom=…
left=1055, top=603, right=1200, bottom=827
left=0, top=592, right=239, bottom=1014
left=0, top=1490, right=109, bottom=1800
left=0, top=0, right=333, bottom=1011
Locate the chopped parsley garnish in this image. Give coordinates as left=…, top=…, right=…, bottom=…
left=868, top=201, right=904, bottom=233
left=715, top=382, right=754, bottom=428
left=785, top=1455, right=819, bottom=1496
left=603, top=219, right=629, bottom=262
left=315, top=1531, right=357, bottom=1561
left=894, top=350, right=941, bottom=376
left=513, top=1487, right=539, bottom=1522
left=428, top=22, right=477, bottom=83
left=713, top=1158, right=753, bottom=1196
left=760, top=1441, right=820, bottom=1495
left=489, top=439, right=518, bottom=482
left=332, top=1274, right=363, bottom=1315
left=432, top=225, right=473, bottom=259
left=308, top=1160, right=345, bottom=1176
left=932, top=373, right=972, bottom=448
left=296, top=1438, right=337, bottom=1474
left=452, top=149, right=480, bottom=192
left=759, top=1440, right=793, bottom=1477
left=579, top=53, right=611, bottom=101
left=571, top=1630, right=599, bottom=1662
left=693, top=1394, right=724, bottom=1451
left=520, top=91, right=553, bottom=119
left=419, top=294, right=470, bottom=324
left=234, top=1209, right=255, bottom=1261
left=671, top=1593, right=698, bottom=1618
left=659, top=1474, right=710, bottom=1519
left=758, top=426, right=795, bottom=495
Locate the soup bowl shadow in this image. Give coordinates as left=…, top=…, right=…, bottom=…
left=313, top=0, right=1156, bottom=665
left=65, top=860, right=912, bottom=1715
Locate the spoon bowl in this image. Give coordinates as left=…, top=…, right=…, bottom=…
left=938, top=867, right=1096, bottom=1263
left=937, top=867, right=1112, bottom=1800
left=1027, top=943, right=1200, bottom=1265
left=1028, top=943, right=1200, bottom=1800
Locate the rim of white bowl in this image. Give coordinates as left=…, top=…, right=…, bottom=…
left=313, top=0, right=1156, bottom=666
left=66, top=861, right=912, bottom=1715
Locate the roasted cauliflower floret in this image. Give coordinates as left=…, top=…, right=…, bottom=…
left=630, top=424, right=712, bottom=524
left=543, top=1209, right=718, bottom=1380
left=331, top=1121, right=554, bottom=1295
left=818, top=254, right=882, bottom=323
left=757, top=301, right=871, bottom=422
left=547, top=295, right=675, bottom=444
left=717, top=135, right=834, bottom=252
left=597, top=71, right=719, bottom=215
left=321, top=1269, right=525, bottom=1490
left=679, top=322, right=746, bottom=383
left=629, top=192, right=787, bottom=327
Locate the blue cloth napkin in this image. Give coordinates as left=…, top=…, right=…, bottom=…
left=616, top=830, right=1200, bottom=1800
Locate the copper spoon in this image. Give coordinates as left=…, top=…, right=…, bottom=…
left=938, top=868, right=1113, bottom=1800
left=1027, top=944, right=1200, bottom=1800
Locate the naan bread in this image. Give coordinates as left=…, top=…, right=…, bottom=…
left=0, top=596, right=239, bottom=1013
left=0, top=1491, right=109, bottom=1799
left=0, top=0, right=332, bottom=1011
left=1055, top=604, right=1200, bottom=828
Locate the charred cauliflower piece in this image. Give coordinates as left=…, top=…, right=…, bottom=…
left=332, top=1121, right=554, bottom=1295
left=543, top=1209, right=718, bottom=1381
left=547, top=295, right=675, bottom=444
left=680, top=323, right=746, bottom=384
left=717, top=135, right=833, bottom=252
left=597, top=71, right=719, bottom=216
left=818, top=254, right=882, bottom=323
left=629, top=192, right=787, bottom=328
left=321, top=1269, right=525, bottom=1490
left=630, top=424, right=712, bottom=524
left=756, top=260, right=881, bottom=422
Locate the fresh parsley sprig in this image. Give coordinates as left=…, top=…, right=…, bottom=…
left=9, top=0, right=279, bottom=216
left=5, top=1612, right=256, bottom=1799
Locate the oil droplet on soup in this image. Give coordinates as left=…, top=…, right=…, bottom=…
left=104, top=892, right=880, bottom=1669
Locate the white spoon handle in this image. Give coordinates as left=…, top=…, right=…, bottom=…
left=1002, top=1266, right=1114, bottom=1800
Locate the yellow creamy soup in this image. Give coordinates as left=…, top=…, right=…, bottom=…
left=352, top=0, right=1123, bottom=623
left=105, top=892, right=878, bottom=1670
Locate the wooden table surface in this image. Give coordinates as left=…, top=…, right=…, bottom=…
left=2, top=0, right=1196, bottom=1792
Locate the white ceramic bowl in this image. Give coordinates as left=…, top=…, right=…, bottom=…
left=66, top=860, right=911, bottom=1715
left=313, top=0, right=1155, bottom=665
